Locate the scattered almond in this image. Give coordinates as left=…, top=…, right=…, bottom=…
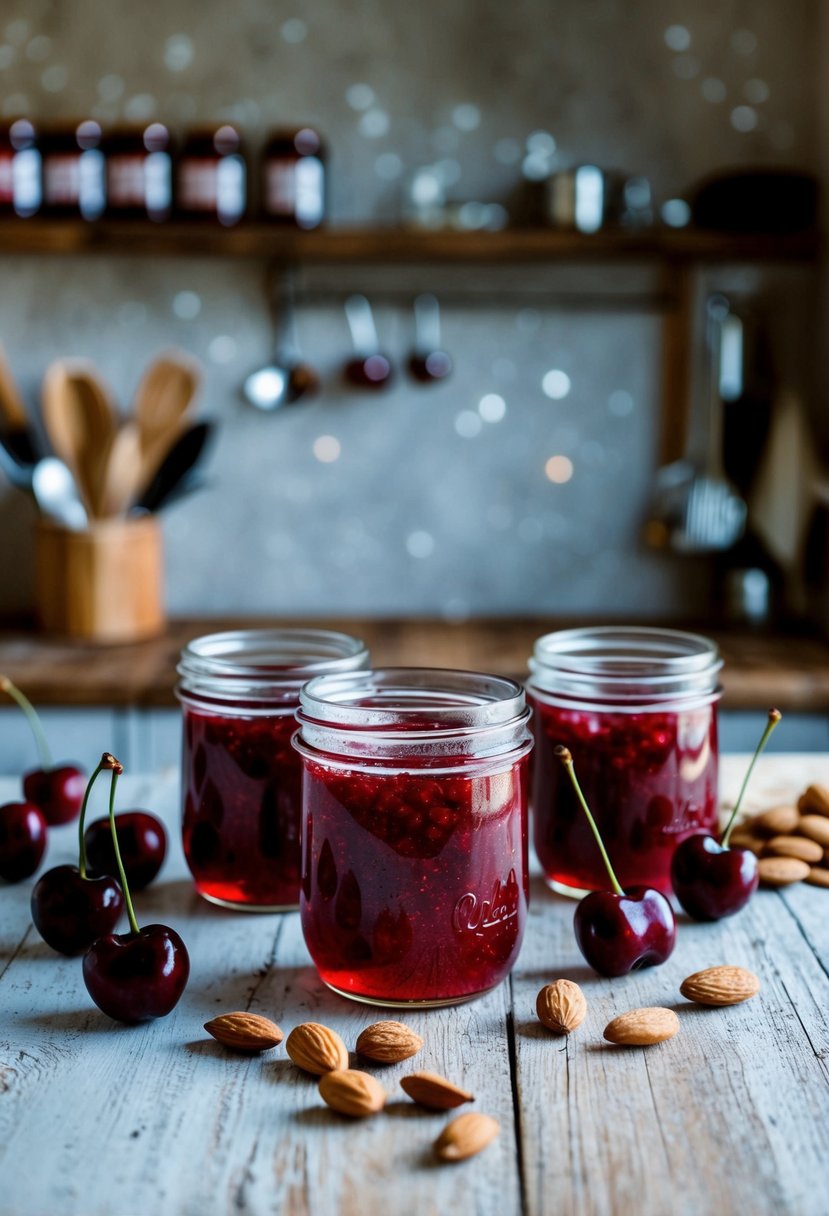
left=536, top=979, right=587, bottom=1034
left=285, top=1022, right=349, bottom=1075
left=805, top=867, right=829, bottom=889
left=679, top=966, right=760, bottom=1006
left=400, top=1070, right=474, bottom=1110
left=764, top=835, right=824, bottom=865
left=798, top=784, right=829, bottom=818
left=727, top=829, right=764, bottom=855
left=757, top=856, right=811, bottom=887
left=797, top=815, right=829, bottom=849
left=318, top=1069, right=385, bottom=1117
left=434, top=1113, right=500, bottom=1162
left=355, top=1021, right=423, bottom=1063
left=603, top=1007, right=680, bottom=1046
left=749, top=805, right=800, bottom=836
left=203, top=1012, right=284, bottom=1052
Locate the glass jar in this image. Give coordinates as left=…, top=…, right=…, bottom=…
left=41, top=120, right=105, bottom=220
left=0, top=120, right=41, bottom=217
left=261, top=127, right=325, bottom=229
left=104, top=123, right=172, bottom=221
left=293, top=668, right=533, bottom=1007
left=177, top=628, right=369, bottom=911
left=527, top=627, right=722, bottom=897
left=176, top=124, right=246, bottom=226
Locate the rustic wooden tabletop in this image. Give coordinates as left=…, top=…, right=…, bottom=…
left=1, top=755, right=828, bottom=1216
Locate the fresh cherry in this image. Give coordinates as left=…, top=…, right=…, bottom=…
left=84, top=811, right=167, bottom=890
left=0, top=801, right=47, bottom=882
left=556, top=746, right=676, bottom=976
left=83, top=754, right=189, bottom=1023
left=1, top=675, right=85, bottom=824
left=30, top=754, right=124, bottom=954
left=671, top=708, right=781, bottom=921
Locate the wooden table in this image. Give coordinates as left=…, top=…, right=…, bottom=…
left=2, top=755, right=828, bottom=1216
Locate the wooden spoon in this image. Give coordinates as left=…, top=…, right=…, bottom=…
left=134, top=352, right=200, bottom=459
left=99, top=421, right=144, bottom=517
left=42, top=360, right=118, bottom=517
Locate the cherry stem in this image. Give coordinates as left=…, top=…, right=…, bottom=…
left=103, top=754, right=140, bottom=936
left=76, top=756, right=107, bottom=880
left=0, top=675, right=52, bottom=770
left=721, top=708, right=782, bottom=848
left=555, top=745, right=625, bottom=897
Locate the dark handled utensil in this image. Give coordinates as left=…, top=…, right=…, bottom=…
left=0, top=344, right=42, bottom=465
left=131, top=421, right=215, bottom=514
left=0, top=432, right=37, bottom=491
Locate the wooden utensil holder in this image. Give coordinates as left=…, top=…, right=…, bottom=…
left=34, top=516, right=165, bottom=643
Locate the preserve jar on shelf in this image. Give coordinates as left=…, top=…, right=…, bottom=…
left=293, top=668, right=533, bottom=1007
left=40, top=120, right=105, bottom=220
left=261, top=127, right=325, bottom=228
left=176, top=124, right=246, bottom=226
left=527, top=626, right=722, bottom=897
left=104, top=123, right=172, bottom=221
left=0, top=119, right=41, bottom=217
left=177, top=628, right=369, bottom=911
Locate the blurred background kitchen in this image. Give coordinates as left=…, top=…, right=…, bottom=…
left=0, top=0, right=825, bottom=626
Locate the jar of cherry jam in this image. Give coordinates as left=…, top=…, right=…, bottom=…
left=177, top=629, right=369, bottom=911
left=293, top=668, right=533, bottom=1007
left=527, top=627, right=722, bottom=898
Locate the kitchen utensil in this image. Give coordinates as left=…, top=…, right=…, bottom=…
left=131, top=420, right=214, bottom=514
left=0, top=344, right=41, bottom=464
left=672, top=296, right=747, bottom=553
left=721, top=308, right=774, bottom=497
left=31, top=457, right=89, bottom=530
left=133, top=351, right=200, bottom=458
left=41, top=360, right=118, bottom=517
left=243, top=278, right=318, bottom=410
left=99, top=421, right=145, bottom=517
left=343, top=295, right=392, bottom=389
left=407, top=294, right=452, bottom=383
left=0, top=433, right=36, bottom=491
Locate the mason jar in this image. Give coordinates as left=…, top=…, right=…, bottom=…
left=293, top=668, right=533, bottom=1007
left=527, top=627, right=722, bottom=897
left=177, top=628, right=369, bottom=911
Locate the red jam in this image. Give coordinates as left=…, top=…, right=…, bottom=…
left=300, top=757, right=529, bottom=1004
left=530, top=695, right=718, bottom=894
left=181, top=708, right=300, bottom=908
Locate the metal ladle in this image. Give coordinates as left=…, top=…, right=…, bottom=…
left=243, top=275, right=318, bottom=411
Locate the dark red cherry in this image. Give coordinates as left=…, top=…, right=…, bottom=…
left=30, top=864, right=124, bottom=954
left=671, top=834, right=759, bottom=921
left=23, top=764, right=86, bottom=825
left=0, top=801, right=47, bottom=881
left=83, top=925, right=190, bottom=1023
left=84, top=811, right=167, bottom=890
left=574, top=885, right=676, bottom=977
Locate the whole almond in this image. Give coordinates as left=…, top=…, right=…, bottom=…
left=400, top=1070, right=474, bottom=1110
left=764, top=835, right=824, bottom=864
left=749, top=805, right=800, bottom=836
left=318, top=1069, right=385, bottom=1117
left=798, top=784, right=829, bottom=817
left=603, top=1007, right=680, bottom=1046
left=806, top=867, right=829, bottom=889
left=355, top=1021, right=423, bottom=1063
left=285, top=1022, right=349, bottom=1075
left=434, top=1113, right=500, bottom=1162
left=727, top=828, right=764, bottom=855
left=797, top=815, right=829, bottom=849
left=536, top=979, right=587, bottom=1034
left=679, top=966, right=760, bottom=1006
left=757, top=856, right=810, bottom=886
left=204, top=1012, right=284, bottom=1052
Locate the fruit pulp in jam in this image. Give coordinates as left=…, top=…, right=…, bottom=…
left=182, top=708, right=301, bottom=908
left=300, top=757, right=529, bottom=1004
left=530, top=695, right=718, bottom=894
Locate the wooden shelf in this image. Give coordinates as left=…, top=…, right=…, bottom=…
left=0, top=220, right=819, bottom=262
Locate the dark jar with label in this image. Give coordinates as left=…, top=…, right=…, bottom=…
left=40, top=120, right=105, bottom=220
left=261, top=127, right=325, bottom=229
left=104, top=123, right=172, bottom=222
left=176, top=125, right=246, bottom=226
left=0, top=120, right=41, bottom=217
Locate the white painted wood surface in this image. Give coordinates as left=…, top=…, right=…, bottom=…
left=1, top=756, right=828, bottom=1216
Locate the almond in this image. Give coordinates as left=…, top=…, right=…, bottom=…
left=318, top=1069, right=385, bottom=1117
left=203, top=1012, right=284, bottom=1052
left=603, top=1007, right=680, bottom=1046
left=434, top=1113, right=500, bottom=1162
left=749, top=805, right=800, bottom=836
left=764, top=835, right=824, bottom=864
left=797, top=815, right=829, bottom=849
left=805, top=867, right=829, bottom=889
left=727, top=828, right=764, bottom=855
left=285, top=1022, right=349, bottom=1075
left=355, top=1020, right=423, bottom=1063
left=798, top=784, right=829, bottom=817
left=679, top=965, right=760, bottom=1006
left=400, top=1070, right=474, bottom=1110
left=757, top=855, right=810, bottom=886
left=535, top=979, right=587, bottom=1034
